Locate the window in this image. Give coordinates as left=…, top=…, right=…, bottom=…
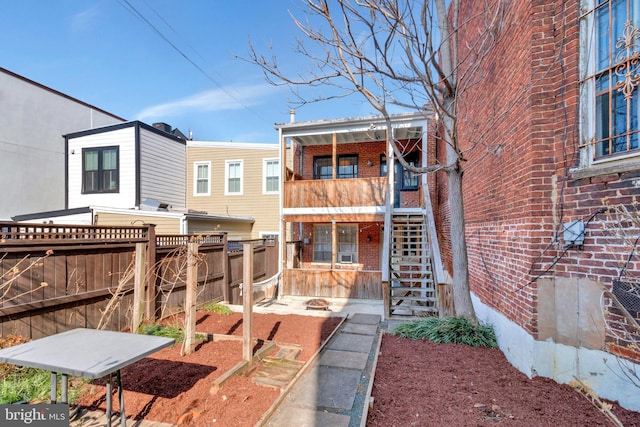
left=380, top=154, right=387, bottom=177
left=82, top=146, right=118, bottom=193
left=312, top=224, right=358, bottom=263
left=263, top=159, right=279, bottom=194
left=338, top=224, right=358, bottom=261
left=313, top=155, right=358, bottom=179
left=225, top=160, right=243, bottom=195
left=313, top=224, right=332, bottom=262
left=402, top=152, right=419, bottom=190
left=582, top=0, right=640, bottom=160
left=193, top=161, right=210, bottom=196
left=337, top=155, right=358, bottom=178
left=313, top=156, right=332, bottom=180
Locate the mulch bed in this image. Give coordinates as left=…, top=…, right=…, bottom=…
left=367, top=334, right=640, bottom=426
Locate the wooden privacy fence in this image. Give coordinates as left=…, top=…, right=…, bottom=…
left=0, top=222, right=279, bottom=339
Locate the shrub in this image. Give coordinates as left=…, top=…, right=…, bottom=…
left=201, top=301, right=233, bottom=315
left=392, top=316, right=497, bottom=348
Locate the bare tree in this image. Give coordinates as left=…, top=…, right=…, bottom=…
left=247, top=0, right=510, bottom=320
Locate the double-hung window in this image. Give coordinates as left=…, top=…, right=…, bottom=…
left=82, top=146, right=119, bottom=193
left=582, top=0, right=640, bottom=161
left=313, top=154, right=358, bottom=179
left=313, top=224, right=332, bottom=262
left=193, top=161, right=210, bottom=196
left=225, top=160, right=243, bottom=195
left=312, top=223, right=358, bottom=263
left=263, top=159, right=279, bottom=194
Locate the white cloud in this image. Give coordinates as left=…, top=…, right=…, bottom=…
left=135, top=83, right=278, bottom=120
left=70, top=5, right=101, bottom=33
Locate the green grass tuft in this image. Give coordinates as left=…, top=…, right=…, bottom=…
left=0, top=367, right=87, bottom=404
left=201, top=301, right=233, bottom=315
left=392, top=316, right=498, bottom=348
left=140, top=323, right=206, bottom=343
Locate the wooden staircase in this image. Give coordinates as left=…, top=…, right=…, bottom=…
left=388, top=212, right=438, bottom=317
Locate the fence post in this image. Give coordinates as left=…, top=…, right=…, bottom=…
left=145, top=224, right=157, bottom=322
left=132, top=242, right=147, bottom=333
left=184, top=242, right=199, bottom=355
left=243, top=241, right=254, bottom=362
left=222, top=234, right=230, bottom=303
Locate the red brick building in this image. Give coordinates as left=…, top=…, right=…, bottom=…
left=439, top=0, right=640, bottom=410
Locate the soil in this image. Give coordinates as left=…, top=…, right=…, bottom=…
left=74, top=312, right=640, bottom=427
left=367, top=334, right=640, bottom=427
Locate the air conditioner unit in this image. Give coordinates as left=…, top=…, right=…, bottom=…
left=338, top=253, right=353, bottom=263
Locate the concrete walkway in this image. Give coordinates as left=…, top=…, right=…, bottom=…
left=259, top=312, right=382, bottom=427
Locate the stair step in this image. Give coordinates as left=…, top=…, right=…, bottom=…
left=391, top=295, right=437, bottom=302
left=390, top=263, right=432, bottom=268
left=390, top=286, right=436, bottom=292
left=390, top=306, right=439, bottom=314
left=390, top=270, right=433, bottom=276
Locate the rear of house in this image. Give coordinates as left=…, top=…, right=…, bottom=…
left=65, top=121, right=187, bottom=212
left=277, top=112, right=447, bottom=315
left=186, top=141, right=280, bottom=240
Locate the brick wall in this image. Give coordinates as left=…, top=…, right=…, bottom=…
left=446, top=0, right=581, bottom=334
left=448, top=0, right=640, bottom=358
left=298, top=141, right=387, bottom=179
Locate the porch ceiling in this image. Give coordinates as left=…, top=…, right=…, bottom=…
left=287, top=126, right=424, bottom=147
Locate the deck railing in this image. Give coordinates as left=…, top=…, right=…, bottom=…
left=284, top=177, right=387, bottom=209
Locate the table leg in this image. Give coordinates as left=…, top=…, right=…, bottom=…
left=116, top=370, right=125, bottom=427
left=61, top=374, right=68, bottom=403
left=106, top=373, right=112, bottom=427
left=50, top=372, right=57, bottom=403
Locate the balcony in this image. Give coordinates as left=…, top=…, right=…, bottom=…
left=284, top=177, right=387, bottom=209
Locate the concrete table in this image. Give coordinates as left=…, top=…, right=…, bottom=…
left=0, top=328, right=175, bottom=427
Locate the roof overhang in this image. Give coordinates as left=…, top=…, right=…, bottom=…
left=274, top=111, right=432, bottom=146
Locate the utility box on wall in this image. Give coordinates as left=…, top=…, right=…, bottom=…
left=563, top=220, right=585, bottom=246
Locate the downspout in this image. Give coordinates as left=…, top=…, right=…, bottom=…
left=278, top=126, right=285, bottom=276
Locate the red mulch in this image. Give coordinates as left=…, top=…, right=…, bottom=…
left=367, top=334, right=640, bottom=427
left=73, top=312, right=640, bottom=426
left=75, top=311, right=342, bottom=426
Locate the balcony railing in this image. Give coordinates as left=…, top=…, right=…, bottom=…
left=284, top=177, right=387, bottom=209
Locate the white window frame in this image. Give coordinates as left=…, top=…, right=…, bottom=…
left=225, top=159, right=243, bottom=195
left=579, top=0, right=640, bottom=168
left=263, top=158, right=280, bottom=194
left=193, top=161, right=211, bottom=196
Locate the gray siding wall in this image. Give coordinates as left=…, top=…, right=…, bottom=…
left=139, top=128, right=187, bottom=211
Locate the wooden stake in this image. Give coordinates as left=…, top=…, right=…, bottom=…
left=243, top=241, right=254, bottom=362
left=184, top=242, right=198, bottom=355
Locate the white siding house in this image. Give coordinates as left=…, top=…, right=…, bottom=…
left=65, top=121, right=187, bottom=211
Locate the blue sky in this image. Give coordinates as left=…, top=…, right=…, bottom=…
left=2, top=0, right=378, bottom=142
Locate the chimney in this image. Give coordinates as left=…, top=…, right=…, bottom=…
left=289, top=109, right=296, bottom=123
left=152, top=122, right=172, bottom=133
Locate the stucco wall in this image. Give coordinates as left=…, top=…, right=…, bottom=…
left=0, top=69, right=124, bottom=219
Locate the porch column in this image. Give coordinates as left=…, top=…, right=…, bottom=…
left=332, top=132, right=337, bottom=179
left=331, top=219, right=337, bottom=269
